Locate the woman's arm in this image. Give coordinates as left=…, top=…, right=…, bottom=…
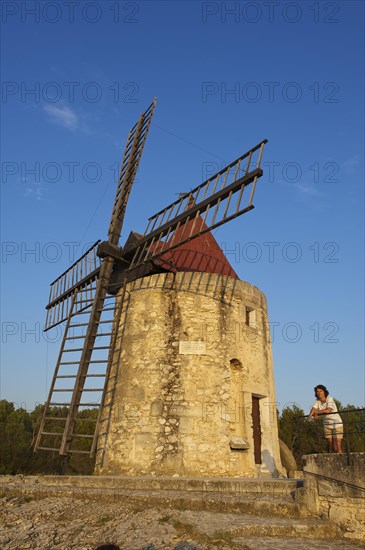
left=314, top=407, right=333, bottom=415
left=309, top=406, right=333, bottom=420
left=308, top=406, right=318, bottom=419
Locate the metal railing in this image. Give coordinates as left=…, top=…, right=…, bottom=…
left=286, top=408, right=365, bottom=465
left=303, top=469, right=365, bottom=494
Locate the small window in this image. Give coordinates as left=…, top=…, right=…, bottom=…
left=245, top=306, right=256, bottom=328
left=230, top=358, right=242, bottom=369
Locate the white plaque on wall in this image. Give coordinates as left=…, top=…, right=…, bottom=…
left=179, top=340, right=206, bottom=355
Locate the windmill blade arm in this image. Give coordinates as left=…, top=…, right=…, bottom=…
left=44, top=241, right=101, bottom=331
left=108, top=98, right=157, bottom=246
left=44, top=99, right=157, bottom=331
left=142, top=139, right=267, bottom=228
left=129, top=139, right=268, bottom=269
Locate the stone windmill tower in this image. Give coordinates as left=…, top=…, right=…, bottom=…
left=35, top=99, right=284, bottom=478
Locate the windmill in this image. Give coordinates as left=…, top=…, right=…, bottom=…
left=34, top=99, right=268, bottom=467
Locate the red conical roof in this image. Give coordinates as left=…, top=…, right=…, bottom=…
left=154, top=217, right=239, bottom=279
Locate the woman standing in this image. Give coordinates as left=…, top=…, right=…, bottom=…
left=308, top=384, right=343, bottom=453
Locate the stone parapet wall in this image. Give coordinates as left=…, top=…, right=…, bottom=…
left=299, top=453, right=365, bottom=541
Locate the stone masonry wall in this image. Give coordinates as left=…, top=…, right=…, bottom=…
left=95, top=272, right=284, bottom=478
left=300, top=453, right=365, bottom=541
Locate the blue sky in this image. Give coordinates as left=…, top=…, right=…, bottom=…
left=1, top=0, right=364, bottom=413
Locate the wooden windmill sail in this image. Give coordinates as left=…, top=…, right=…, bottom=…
left=34, top=98, right=268, bottom=459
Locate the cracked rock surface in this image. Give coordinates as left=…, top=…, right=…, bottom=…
left=0, top=495, right=363, bottom=550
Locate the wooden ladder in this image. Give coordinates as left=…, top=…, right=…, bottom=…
left=34, top=283, right=127, bottom=457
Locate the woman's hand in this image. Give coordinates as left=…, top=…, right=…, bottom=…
left=308, top=407, right=319, bottom=421
left=309, top=409, right=320, bottom=420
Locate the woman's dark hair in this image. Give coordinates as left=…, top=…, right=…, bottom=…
left=314, top=384, right=329, bottom=398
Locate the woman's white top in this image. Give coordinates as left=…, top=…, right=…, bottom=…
left=312, top=396, right=343, bottom=426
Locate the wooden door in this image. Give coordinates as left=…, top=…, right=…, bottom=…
left=251, top=396, right=262, bottom=464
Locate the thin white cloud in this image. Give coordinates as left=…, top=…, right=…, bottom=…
left=43, top=104, right=78, bottom=130
left=281, top=180, right=322, bottom=197
left=295, top=183, right=321, bottom=196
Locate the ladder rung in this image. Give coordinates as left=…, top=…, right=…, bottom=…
left=75, top=299, right=94, bottom=304
left=56, top=361, right=105, bottom=366
left=66, top=333, right=113, bottom=340
left=37, top=446, right=61, bottom=452
left=71, top=311, right=93, bottom=316
left=56, top=374, right=106, bottom=379
left=62, top=345, right=110, bottom=351
left=71, top=433, right=94, bottom=439
left=48, top=402, right=99, bottom=407
left=44, top=416, right=67, bottom=421
left=61, top=346, right=111, bottom=352
left=52, top=389, right=73, bottom=392
left=78, top=287, right=97, bottom=293
left=69, top=320, right=117, bottom=327
left=67, top=449, right=92, bottom=454
left=40, top=431, right=63, bottom=437
left=78, top=388, right=104, bottom=392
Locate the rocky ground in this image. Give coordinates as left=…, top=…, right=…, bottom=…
left=0, top=495, right=364, bottom=550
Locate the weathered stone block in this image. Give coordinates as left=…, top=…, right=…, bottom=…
left=301, top=453, right=365, bottom=541
left=230, top=437, right=250, bottom=450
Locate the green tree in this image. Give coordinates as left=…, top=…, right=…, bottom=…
left=26, top=404, right=65, bottom=474
left=0, top=400, right=96, bottom=475
left=278, top=403, right=327, bottom=467
left=0, top=400, right=33, bottom=474
left=341, top=405, right=365, bottom=453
